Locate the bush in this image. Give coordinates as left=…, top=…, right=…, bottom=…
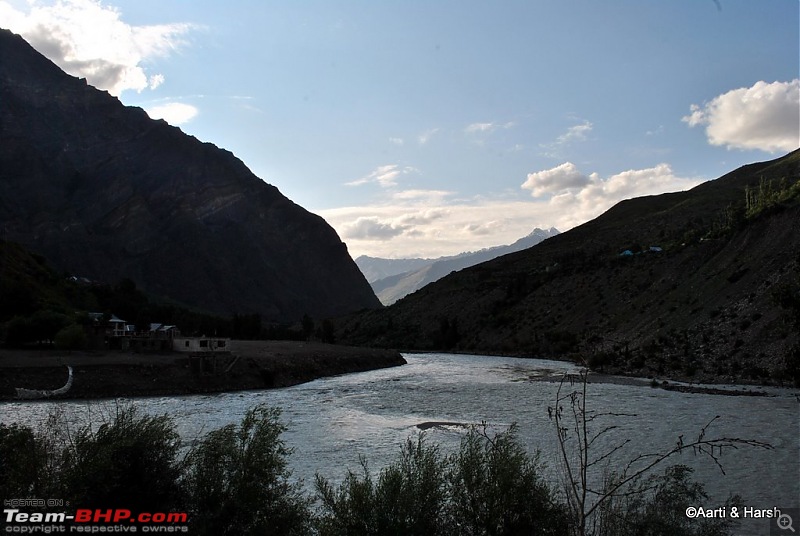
left=184, top=405, right=312, bottom=536
left=54, top=323, right=87, bottom=350
left=0, top=423, right=44, bottom=498
left=597, top=465, right=741, bottom=536
left=315, top=425, right=570, bottom=536
left=316, top=436, right=447, bottom=536
left=446, top=424, right=569, bottom=535
left=60, top=406, right=183, bottom=512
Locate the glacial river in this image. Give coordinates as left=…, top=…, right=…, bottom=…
left=2, top=353, right=798, bottom=534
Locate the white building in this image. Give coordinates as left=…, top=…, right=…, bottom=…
left=172, top=337, right=230, bottom=353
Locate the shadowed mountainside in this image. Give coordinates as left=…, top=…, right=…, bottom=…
left=336, top=151, right=800, bottom=384
left=0, top=29, right=380, bottom=321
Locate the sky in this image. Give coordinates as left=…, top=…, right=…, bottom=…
left=1, top=0, right=798, bottom=259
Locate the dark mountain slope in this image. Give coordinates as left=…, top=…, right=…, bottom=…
left=0, top=29, right=380, bottom=321
left=336, top=151, right=800, bottom=384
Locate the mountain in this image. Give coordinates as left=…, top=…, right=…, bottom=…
left=359, top=228, right=560, bottom=305
left=335, top=151, right=800, bottom=385
left=0, top=29, right=380, bottom=322
left=355, top=256, right=443, bottom=284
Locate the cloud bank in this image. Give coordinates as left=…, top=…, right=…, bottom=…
left=0, top=0, right=196, bottom=96
left=319, top=163, right=702, bottom=258
left=683, top=80, right=800, bottom=153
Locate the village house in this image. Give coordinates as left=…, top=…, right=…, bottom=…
left=85, top=313, right=230, bottom=354
left=172, top=337, right=230, bottom=353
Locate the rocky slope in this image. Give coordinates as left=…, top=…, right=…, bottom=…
left=0, top=29, right=380, bottom=321
left=336, top=151, right=800, bottom=385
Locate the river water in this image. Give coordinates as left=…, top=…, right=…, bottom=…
left=2, top=353, right=798, bottom=534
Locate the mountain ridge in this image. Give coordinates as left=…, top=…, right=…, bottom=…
left=359, top=228, right=560, bottom=305
left=0, top=28, right=380, bottom=322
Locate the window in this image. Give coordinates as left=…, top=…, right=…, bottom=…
left=199, top=340, right=208, bottom=348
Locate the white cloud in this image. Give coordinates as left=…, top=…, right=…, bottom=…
left=465, top=121, right=515, bottom=134
left=683, top=80, right=800, bottom=153
left=539, top=162, right=703, bottom=230
left=345, top=164, right=416, bottom=188
left=321, top=200, right=552, bottom=258
left=389, top=137, right=404, bottom=146
left=148, top=73, right=165, bottom=90
left=396, top=208, right=449, bottom=225
left=540, top=120, right=594, bottom=158
left=418, top=128, right=440, bottom=145
left=145, top=102, right=198, bottom=125
left=1, top=0, right=196, bottom=96
left=341, top=217, right=407, bottom=240
left=464, top=221, right=503, bottom=235
left=390, top=189, right=454, bottom=202
left=556, top=121, right=593, bottom=144
left=337, top=208, right=450, bottom=243
left=521, top=162, right=591, bottom=197
left=465, top=122, right=494, bottom=134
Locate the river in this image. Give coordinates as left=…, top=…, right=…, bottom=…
left=2, top=352, right=798, bottom=534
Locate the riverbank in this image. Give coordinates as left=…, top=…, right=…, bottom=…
left=405, top=350, right=791, bottom=397
left=0, top=340, right=406, bottom=400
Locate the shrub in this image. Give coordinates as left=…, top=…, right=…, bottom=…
left=184, top=405, right=311, bottom=536
left=597, top=465, right=741, bottom=536
left=446, top=424, right=569, bottom=535
left=54, top=323, right=87, bottom=350
left=60, top=406, right=183, bottom=512
left=316, top=460, right=381, bottom=535
left=0, top=423, right=43, bottom=498
left=316, top=436, right=447, bottom=536
left=315, top=426, right=570, bottom=536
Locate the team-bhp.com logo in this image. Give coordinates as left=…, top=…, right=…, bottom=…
left=4, top=508, right=189, bottom=533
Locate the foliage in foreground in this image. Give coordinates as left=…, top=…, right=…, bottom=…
left=183, top=405, right=312, bottom=535
left=0, top=403, right=748, bottom=536
left=596, top=465, right=741, bottom=536
left=315, top=425, right=569, bottom=535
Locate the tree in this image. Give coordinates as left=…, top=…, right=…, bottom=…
left=54, top=323, right=86, bottom=351
left=301, top=314, right=315, bottom=341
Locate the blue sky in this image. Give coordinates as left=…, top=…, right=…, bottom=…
left=2, top=0, right=798, bottom=258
